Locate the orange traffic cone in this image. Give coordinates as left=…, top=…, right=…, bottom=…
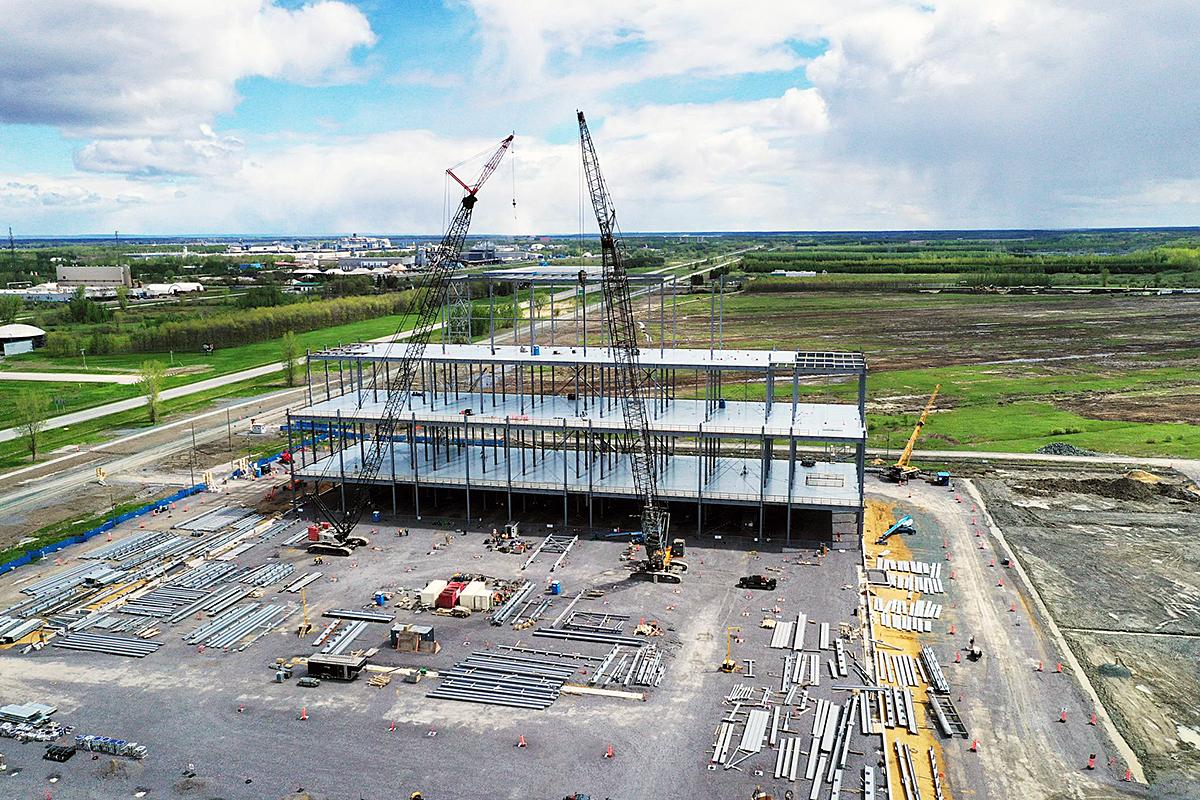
left=299, top=707, right=308, bottom=721
left=1009, top=602, right=1017, bottom=613
left=389, top=720, right=396, bottom=732
left=1087, top=753, right=1096, bottom=770
left=969, top=739, right=979, bottom=752
left=1037, top=661, right=1044, bottom=672
left=604, top=745, right=614, bottom=759
left=949, top=570, right=956, bottom=580
left=1089, top=713, right=1097, bottom=726
left=516, top=735, right=527, bottom=748
left=1055, top=662, right=1063, bottom=673
left=1059, top=708, right=1068, bottom=723
left=1123, top=769, right=1132, bottom=782
left=997, top=577, right=1004, bottom=587
left=954, top=651, right=961, bottom=663
left=948, top=624, right=956, bottom=635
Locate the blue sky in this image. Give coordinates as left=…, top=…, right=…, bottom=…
left=0, top=1, right=1198, bottom=235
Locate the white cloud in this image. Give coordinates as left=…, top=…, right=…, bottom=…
left=3, top=1, right=1200, bottom=232
left=75, top=127, right=245, bottom=177
left=0, top=0, right=374, bottom=174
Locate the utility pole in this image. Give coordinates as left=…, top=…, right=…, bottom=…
left=190, top=422, right=197, bottom=487
left=226, top=409, right=233, bottom=456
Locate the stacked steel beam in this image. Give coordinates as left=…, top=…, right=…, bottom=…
left=427, top=651, right=576, bottom=710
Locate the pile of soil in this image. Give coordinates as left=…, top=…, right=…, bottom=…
left=1036, top=441, right=1099, bottom=457
left=1012, top=475, right=1199, bottom=504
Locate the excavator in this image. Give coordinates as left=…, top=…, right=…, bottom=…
left=578, top=110, right=685, bottom=584
left=303, top=135, right=514, bottom=557
left=883, top=384, right=940, bottom=483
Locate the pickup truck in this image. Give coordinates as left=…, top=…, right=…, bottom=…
left=737, top=575, right=777, bottom=591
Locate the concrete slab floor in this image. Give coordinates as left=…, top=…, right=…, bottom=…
left=0, top=483, right=876, bottom=800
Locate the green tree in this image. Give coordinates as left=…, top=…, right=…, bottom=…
left=115, top=285, right=129, bottom=311
left=16, top=388, right=50, bottom=461
left=279, top=331, right=302, bottom=387
left=0, top=294, right=22, bottom=324
left=139, top=360, right=166, bottom=424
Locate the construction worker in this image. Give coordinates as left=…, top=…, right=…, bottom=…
left=410, top=792, right=424, bottom=800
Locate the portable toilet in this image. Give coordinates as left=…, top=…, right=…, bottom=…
left=371, top=510, right=382, bottom=523
left=549, top=580, right=562, bottom=596
left=373, top=592, right=387, bottom=607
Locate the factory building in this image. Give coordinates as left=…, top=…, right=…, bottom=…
left=288, top=268, right=866, bottom=546
left=55, top=265, right=132, bottom=288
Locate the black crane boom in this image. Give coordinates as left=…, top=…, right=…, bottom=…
left=577, top=110, right=675, bottom=579
left=306, top=135, right=513, bottom=553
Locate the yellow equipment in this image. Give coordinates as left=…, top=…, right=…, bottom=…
left=884, top=384, right=940, bottom=482
left=296, top=588, right=313, bottom=637
left=719, top=626, right=742, bottom=673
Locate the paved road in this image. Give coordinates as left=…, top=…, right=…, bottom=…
left=0, top=370, right=142, bottom=384
left=0, top=360, right=294, bottom=444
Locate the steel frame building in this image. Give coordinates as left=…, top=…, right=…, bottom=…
left=287, top=268, right=867, bottom=545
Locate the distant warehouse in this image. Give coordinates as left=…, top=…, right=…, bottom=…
left=55, top=265, right=132, bottom=288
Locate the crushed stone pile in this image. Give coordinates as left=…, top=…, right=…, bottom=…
left=1036, top=442, right=1100, bottom=457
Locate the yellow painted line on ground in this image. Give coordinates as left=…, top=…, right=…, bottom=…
left=864, top=498, right=954, bottom=800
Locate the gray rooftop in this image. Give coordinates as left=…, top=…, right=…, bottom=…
left=310, top=343, right=866, bottom=375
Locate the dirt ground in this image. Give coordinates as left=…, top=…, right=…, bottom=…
left=668, top=292, right=1200, bottom=424
left=976, top=469, right=1200, bottom=787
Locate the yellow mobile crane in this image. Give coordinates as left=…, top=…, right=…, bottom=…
left=884, top=384, right=940, bottom=483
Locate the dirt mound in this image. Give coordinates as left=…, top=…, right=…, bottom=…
left=1013, top=475, right=1199, bottom=504
left=1036, top=442, right=1099, bottom=457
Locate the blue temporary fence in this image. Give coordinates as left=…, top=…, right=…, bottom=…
left=0, top=482, right=207, bottom=577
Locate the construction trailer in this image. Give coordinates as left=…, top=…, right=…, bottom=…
left=287, top=266, right=867, bottom=545
left=305, top=653, right=369, bottom=681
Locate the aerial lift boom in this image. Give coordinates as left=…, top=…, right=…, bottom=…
left=577, top=110, right=683, bottom=582
left=884, top=384, right=940, bottom=482
left=305, top=135, right=514, bottom=555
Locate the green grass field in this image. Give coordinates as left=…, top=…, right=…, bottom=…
left=0, top=369, right=293, bottom=470
left=673, top=289, right=1200, bottom=459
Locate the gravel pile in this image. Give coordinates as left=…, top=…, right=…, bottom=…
left=1036, top=442, right=1099, bottom=457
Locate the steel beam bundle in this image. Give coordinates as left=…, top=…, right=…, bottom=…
left=774, top=736, right=803, bottom=781
left=321, top=620, right=368, bottom=655
left=284, top=572, right=322, bottom=593
left=81, top=532, right=172, bottom=562
left=17, top=564, right=106, bottom=599
left=235, top=562, right=296, bottom=587
left=175, top=506, right=255, bottom=532
left=770, top=620, right=796, bottom=649
left=894, top=741, right=922, bottom=800
left=321, top=608, right=393, bottom=624
left=120, top=587, right=207, bottom=618
left=169, top=561, right=237, bottom=590
left=0, top=618, right=42, bottom=642
left=184, top=603, right=260, bottom=645
left=490, top=581, right=534, bottom=625
left=52, top=632, right=162, bottom=658
left=920, top=645, right=950, bottom=694
left=166, top=585, right=250, bottom=624
left=532, top=627, right=647, bottom=647
left=204, top=604, right=287, bottom=650
left=428, top=650, right=573, bottom=710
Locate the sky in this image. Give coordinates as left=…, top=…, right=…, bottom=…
left=0, top=0, right=1198, bottom=236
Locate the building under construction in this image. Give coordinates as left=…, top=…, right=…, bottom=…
left=288, top=266, right=867, bottom=545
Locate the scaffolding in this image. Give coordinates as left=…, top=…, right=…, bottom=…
left=288, top=268, right=867, bottom=545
